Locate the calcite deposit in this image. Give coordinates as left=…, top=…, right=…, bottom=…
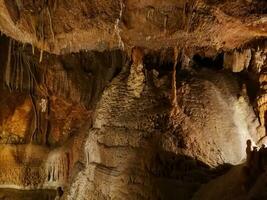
left=0, top=0, right=267, bottom=200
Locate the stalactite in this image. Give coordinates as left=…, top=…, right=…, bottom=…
left=30, top=72, right=34, bottom=94
left=127, top=47, right=145, bottom=98
left=39, top=49, right=43, bottom=63
left=4, top=40, right=39, bottom=93
left=2, top=41, right=49, bottom=144
left=183, top=1, right=187, bottom=28
left=46, top=151, right=70, bottom=183
left=36, top=2, right=45, bottom=63
left=164, top=15, right=168, bottom=35
left=47, top=7, right=55, bottom=41
left=53, top=0, right=58, bottom=11
left=15, top=48, right=21, bottom=90
left=114, top=0, right=124, bottom=49
left=37, top=96, right=50, bottom=145
left=15, top=0, right=23, bottom=10
left=10, top=43, right=17, bottom=90
left=46, top=68, right=82, bottom=103
left=85, top=144, right=90, bottom=166
left=37, top=100, right=41, bottom=142
left=30, top=94, right=37, bottom=143
left=5, top=39, right=12, bottom=91
left=185, top=1, right=195, bottom=32
left=170, top=47, right=179, bottom=117
left=18, top=48, right=23, bottom=91
left=32, top=44, right=35, bottom=55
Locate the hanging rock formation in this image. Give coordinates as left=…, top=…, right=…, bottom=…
left=0, top=1, right=267, bottom=200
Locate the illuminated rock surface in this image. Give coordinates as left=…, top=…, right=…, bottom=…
left=0, top=0, right=267, bottom=200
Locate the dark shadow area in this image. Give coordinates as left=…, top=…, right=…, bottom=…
left=0, top=188, right=56, bottom=200
left=150, top=150, right=232, bottom=200
left=236, top=71, right=260, bottom=104
left=192, top=53, right=224, bottom=70
left=59, top=49, right=128, bottom=108
left=143, top=48, right=179, bottom=77
left=250, top=0, right=267, bottom=14
left=0, top=33, right=9, bottom=86
left=240, top=37, right=267, bottom=50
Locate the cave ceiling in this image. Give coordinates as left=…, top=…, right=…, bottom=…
left=0, top=0, right=266, bottom=55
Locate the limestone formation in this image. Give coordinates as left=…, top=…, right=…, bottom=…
left=224, top=49, right=252, bottom=72
left=0, top=0, right=267, bottom=200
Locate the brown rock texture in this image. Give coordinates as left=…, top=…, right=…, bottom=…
left=0, top=0, right=267, bottom=200
left=0, top=0, right=266, bottom=54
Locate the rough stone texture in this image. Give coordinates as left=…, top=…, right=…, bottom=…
left=65, top=64, right=260, bottom=199
left=0, top=39, right=263, bottom=198
left=0, top=0, right=267, bottom=199
left=0, top=38, right=127, bottom=191
left=164, top=70, right=260, bottom=166
left=0, top=0, right=267, bottom=54
left=224, top=49, right=252, bottom=72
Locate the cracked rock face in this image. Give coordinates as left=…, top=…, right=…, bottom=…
left=0, top=1, right=267, bottom=200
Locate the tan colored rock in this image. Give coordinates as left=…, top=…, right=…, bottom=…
left=67, top=68, right=260, bottom=200
left=2, top=97, right=32, bottom=139
left=0, top=1, right=266, bottom=199
left=224, top=49, right=251, bottom=72
left=0, top=0, right=266, bottom=54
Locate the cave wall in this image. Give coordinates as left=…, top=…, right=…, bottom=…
left=0, top=33, right=265, bottom=199
left=0, top=0, right=267, bottom=200
left=0, top=36, right=128, bottom=190
left=0, top=35, right=265, bottom=199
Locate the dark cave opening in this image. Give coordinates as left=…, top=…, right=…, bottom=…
left=192, top=53, right=224, bottom=70
left=143, top=48, right=180, bottom=77
left=237, top=71, right=260, bottom=104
